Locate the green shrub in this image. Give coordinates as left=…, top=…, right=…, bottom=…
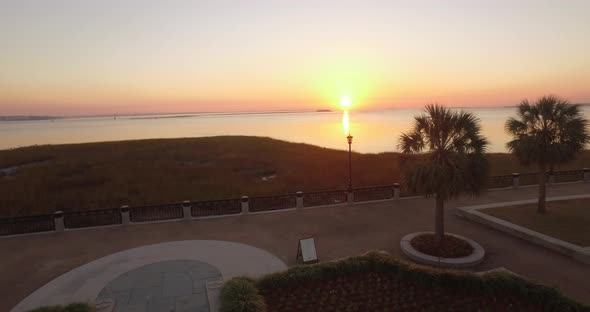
left=27, top=302, right=95, bottom=312
left=219, top=277, right=267, bottom=312
left=256, top=251, right=589, bottom=311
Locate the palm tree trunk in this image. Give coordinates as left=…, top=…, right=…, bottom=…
left=538, top=163, right=547, bottom=214
left=435, top=195, right=445, bottom=243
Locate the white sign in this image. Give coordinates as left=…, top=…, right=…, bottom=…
left=297, top=237, right=318, bottom=264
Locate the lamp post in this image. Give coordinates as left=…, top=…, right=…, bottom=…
left=347, top=133, right=353, bottom=192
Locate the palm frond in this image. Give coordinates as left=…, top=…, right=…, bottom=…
left=505, top=95, right=589, bottom=166
left=399, top=104, right=489, bottom=200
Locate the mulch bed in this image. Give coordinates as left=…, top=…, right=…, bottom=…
left=411, top=233, right=474, bottom=258
left=260, top=272, right=544, bottom=311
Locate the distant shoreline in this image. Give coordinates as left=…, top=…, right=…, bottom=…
left=0, top=109, right=330, bottom=121
left=0, top=116, right=60, bottom=122
left=3, top=103, right=590, bottom=121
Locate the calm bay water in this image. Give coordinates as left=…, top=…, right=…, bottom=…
left=2, top=107, right=590, bottom=153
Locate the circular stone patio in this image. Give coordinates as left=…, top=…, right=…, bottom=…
left=11, top=240, right=287, bottom=312
left=97, top=260, right=221, bottom=312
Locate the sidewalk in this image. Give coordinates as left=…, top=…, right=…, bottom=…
left=1, top=183, right=589, bottom=311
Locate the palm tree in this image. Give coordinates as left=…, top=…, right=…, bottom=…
left=399, top=105, right=489, bottom=243
left=506, top=95, right=589, bottom=213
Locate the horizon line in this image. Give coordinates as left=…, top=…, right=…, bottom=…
left=4, top=103, right=590, bottom=119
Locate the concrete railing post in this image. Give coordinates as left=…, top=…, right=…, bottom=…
left=241, top=196, right=249, bottom=214
left=296, top=191, right=303, bottom=209
left=121, top=205, right=130, bottom=225
left=182, top=201, right=192, bottom=220
left=393, top=183, right=400, bottom=199
left=54, top=211, right=65, bottom=232
left=584, top=168, right=590, bottom=183
left=347, top=190, right=354, bottom=204
left=512, top=173, right=520, bottom=188
left=548, top=171, right=555, bottom=184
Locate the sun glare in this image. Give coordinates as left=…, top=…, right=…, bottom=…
left=341, top=96, right=352, bottom=108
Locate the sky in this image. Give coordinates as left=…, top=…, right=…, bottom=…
left=1, top=0, right=590, bottom=116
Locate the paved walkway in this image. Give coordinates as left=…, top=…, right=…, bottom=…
left=98, top=260, right=220, bottom=312
left=10, top=241, right=287, bottom=312
left=1, top=183, right=589, bottom=311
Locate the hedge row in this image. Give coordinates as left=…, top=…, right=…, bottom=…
left=220, top=251, right=589, bottom=312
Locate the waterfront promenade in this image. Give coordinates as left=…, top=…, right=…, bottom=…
left=1, top=183, right=589, bottom=311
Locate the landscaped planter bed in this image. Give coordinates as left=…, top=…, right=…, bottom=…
left=262, top=272, right=544, bottom=311
left=481, top=197, right=590, bottom=247
left=400, top=232, right=485, bottom=268
left=410, top=233, right=474, bottom=258
left=456, top=195, right=590, bottom=265
left=220, top=252, right=588, bottom=312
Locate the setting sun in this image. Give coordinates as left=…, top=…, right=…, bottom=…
left=341, top=97, right=352, bottom=108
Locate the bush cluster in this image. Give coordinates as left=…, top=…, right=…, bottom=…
left=220, top=251, right=589, bottom=312
left=220, top=277, right=267, bottom=312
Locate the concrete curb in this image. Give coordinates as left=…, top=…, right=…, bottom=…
left=400, top=232, right=485, bottom=268
left=206, top=278, right=224, bottom=312
left=456, top=194, right=590, bottom=265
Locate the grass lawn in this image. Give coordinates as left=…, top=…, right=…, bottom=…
left=1, top=136, right=589, bottom=217
left=482, top=198, right=590, bottom=247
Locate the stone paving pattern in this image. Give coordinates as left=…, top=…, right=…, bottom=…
left=97, top=260, right=221, bottom=312
left=1, top=183, right=589, bottom=311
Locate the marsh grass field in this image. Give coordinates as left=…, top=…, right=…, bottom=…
left=1, top=136, right=590, bottom=217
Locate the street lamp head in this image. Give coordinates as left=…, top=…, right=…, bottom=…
left=347, top=134, right=353, bottom=144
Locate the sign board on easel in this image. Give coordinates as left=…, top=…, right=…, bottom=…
left=296, top=237, right=318, bottom=264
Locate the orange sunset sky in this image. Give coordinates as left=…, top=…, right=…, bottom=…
left=1, top=0, right=589, bottom=116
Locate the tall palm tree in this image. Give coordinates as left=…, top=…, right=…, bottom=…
left=506, top=95, right=589, bottom=213
left=399, top=105, right=489, bottom=243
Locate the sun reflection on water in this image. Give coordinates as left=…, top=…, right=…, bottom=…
left=342, top=110, right=350, bottom=135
